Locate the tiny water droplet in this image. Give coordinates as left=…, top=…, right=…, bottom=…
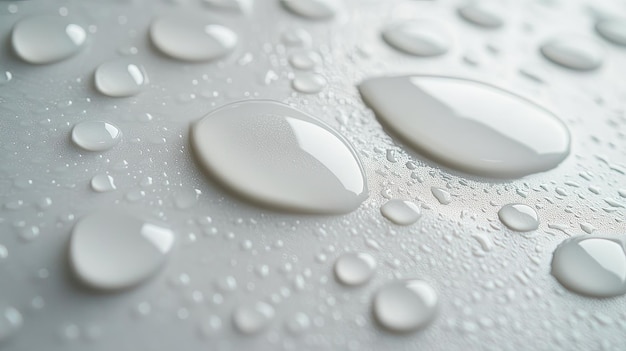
left=458, top=3, right=504, bottom=28
left=498, top=203, right=539, bottom=232
left=380, top=199, right=421, bottom=225
left=71, top=121, right=121, bottom=152
left=280, top=0, right=336, bottom=20
left=334, top=252, right=376, bottom=286
left=595, top=19, right=626, bottom=46
left=232, top=301, right=275, bottom=334
left=373, top=280, right=438, bottom=332
left=70, top=211, right=175, bottom=291
left=551, top=235, right=626, bottom=297
left=95, top=59, right=147, bottom=97
left=540, top=37, right=604, bottom=71
left=382, top=20, right=451, bottom=57
left=90, top=174, right=116, bottom=192
left=291, top=73, right=326, bottom=94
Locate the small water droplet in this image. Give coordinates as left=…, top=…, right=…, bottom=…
left=0, top=71, right=12, bottom=85
left=150, top=14, right=237, bottom=62
left=281, top=28, right=312, bottom=47
left=373, top=280, right=438, bottom=333
left=380, top=199, right=421, bottom=225
left=12, top=15, right=86, bottom=64
left=190, top=100, right=368, bottom=214
left=498, top=203, right=539, bottom=232
left=540, top=37, right=604, bottom=71
left=551, top=235, right=626, bottom=297
left=202, top=0, right=251, bottom=13
left=595, top=19, right=626, bottom=46
left=280, top=0, right=336, bottom=20
left=70, top=210, right=175, bottom=291
left=288, top=51, right=321, bottom=70
left=285, top=312, right=311, bottom=334
left=0, top=305, right=22, bottom=342
left=90, top=174, right=116, bottom=192
left=94, top=59, right=147, bottom=97
left=291, top=73, right=326, bottom=94
left=458, top=3, right=504, bottom=28
left=431, top=187, right=451, bottom=205
left=358, top=76, right=571, bottom=178
left=334, top=252, right=376, bottom=286
left=382, top=20, right=451, bottom=57
left=232, top=301, right=275, bottom=334
left=71, top=121, right=121, bottom=152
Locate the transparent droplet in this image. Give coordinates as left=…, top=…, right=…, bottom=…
left=0, top=71, right=12, bottom=85
left=540, top=37, right=604, bottom=71
left=150, top=14, right=237, bottom=62
left=595, top=19, right=626, bottom=46
left=380, top=199, right=421, bottom=225
left=334, top=252, right=376, bottom=286
left=458, top=3, right=504, bottom=28
left=0, top=305, right=22, bottom=342
left=12, top=15, right=86, bottom=64
left=71, top=121, right=121, bottom=152
left=288, top=51, right=321, bottom=70
left=358, top=76, right=571, bottom=178
left=95, top=59, right=147, bottom=97
left=190, top=100, right=368, bottom=214
left=498, top=203, right=539, bottom=232
left=280, top=0, right=336, bottom=20
left=431, top=187, right=451, bottom=205
left=382, top=20, right=451, bottom=57
left=373, top=280, right=439, bottom=332
left=551, top=235, right=626, bottom=297
left=90, top=174, right=116, bottom=192
left=232, top=301, right=275, bottom=334
left=291, top=73, right=326, bottom=94
left=70, top=210, right=175, bottom=291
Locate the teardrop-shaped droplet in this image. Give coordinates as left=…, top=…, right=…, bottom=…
left=12, top=15, right=86, bottom=64
left=334, top=252, right=377, bottom=286
left=551, top=235, right=626, bottom=297
left=373, top=280, right=439, bottom=332
left=540, top=37, right=604, bottom=71
left=498, top=203, right=539, bottom=231
left=280, top=0, right=337, bottom=20
left=71, top=121, right=122, bottom=152
left=70, top=211, right=175, bottom=291
left=232, top=301, right=275, bottom=334
left=150, top=14, right=237, bottom=62
left=94, top=59, right=147, bottom=97
left=358, top=75, right=571, bottom=178
left=380, top=199, right=421, bottom=225
left=190, top=100, right=368, bottom=214
left=595, top=19, right=626, bottom=46
left=382, top=20, right=451, bottom=57
left=458, top=3, right=504, bottom=28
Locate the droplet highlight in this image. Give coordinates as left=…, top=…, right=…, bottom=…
left=334, top=252, right=376, bottom=286
left=498, top=203, right=539, bottom=232
left=71, top=121, right=121, bottom=152
left=540, top=37, right=604, bottom=71
left=382, top=20, right=451, bottom=57
left=380, top=199, right=421, bottom=225
left=373, top=280, right=439, bottom=333
left=95, top=59, right=147, bottom=97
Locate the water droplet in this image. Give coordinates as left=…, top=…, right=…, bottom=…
left=232, top=301, right=275, bottom=334
left=540, top=37, right=604, bottom=71
left=373, top=280, right=438, bottom=333
left=202, top=0, right=251, bottom=13
left=0, top=71, right=12, bottom=85
left=358, top=76, right=571, bottom=178
left=288, top=51, right=321, bottom=70
left=150, top=14, right=237, bottom=62
left=285, top=312, right=311, bottom=334
left=498, top=203, right=539, bottom=232
left=12, top=15, right=86, bottom=64
left=190, top=100, right=368, bottom=214
left=382, top=20, right=451, bottom=57
left=595, top=19, right=626, bottom=46
left=71, top=121, right=121, bottom=152
left=291, top=73, right=326, bottom=94
left=90, top=174, right=116, bottom=192
left=380, top=199, right=421, bottom=225
left=458, top=3, right=504, bottom=28
left=551, top=235, right=626, bottom=297
left=334, top=252, right=376, bottom=286
left=70, top=211, right=175, bottom=291
left=0, top=306, right=23, bottom=342
left=281, top=28, right=311, bottom=47
left=280, top=0, right=336, bottom=20
left=431, top=187, right=451, bottom=205
left=94, top=59, right=147, bottom=97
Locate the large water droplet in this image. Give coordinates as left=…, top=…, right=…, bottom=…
left=551, top=235, right=626, bottom=297
left=71, top=121, right=122, bottom=152
left=595, top=19, right=626, bottom=46
left=150, top=14, right=237, bottom=62
left=12, top=15, right=86, bottom=64
left=358, top=75, right=571, bottom=178
left=457, top=3, right=504, bottom=28
left=94, top=59, right=147, bottom=97
left=70, top=211, right=175, bottom=291
left=280, top=0, right=336, bottom=20
left=232, top=301, right=275, bottom=334
left=190, top=100, right=368, bottom=214
left=498, top=203, right=539, bottom=232
left=380, top=199, right=421, bottom=225
left=0, top=305, right=22, bottom=342
left=382, top=20, right=451, bottom=57
left=540, top=37, right=604, bottom=71
left=334, top=252, right=377, bottom=286
left=373, top=280, right=439, bottom=333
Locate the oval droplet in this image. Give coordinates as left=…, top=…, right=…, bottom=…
left=498, top=203, right=539, bottom=232
left=90, top=174, right=116, bottom=193
left=291, top=73, right=326, bottom=94
left=232, top=301, right=275, bottom=334
left=12, top=15, right=86, bottom=64
left=70, top=211, right=175, bottom=291
left=373, top=280, right=439, bottom=333
left=202, top=0, right=251, bottom=13
left=595, top=19, right=626, bottom=46
left=551, top=235, right=626, bottom=297
left=280, top=0, right=336, bottom=20
left=382, top=20, right=451, bottom=57
left=71, top=121, right=122, bottom=152
left=94, top=59, right=147, bottom=97
left=380, top=199, right=421, bottom=225
left=457, top=3, right=504, bottom=28
left=334, top=252, right=377, bottom=286
left=0, top=305, right=23, bottom=342
left=150, top=14, right=237, bottom=62
left=288, top=51, right=321, bottom=70
left=191, top=100, right=367, bottom=214
left=358, top=75, right=571, bottom=178
left=540, top=37, right=604, bottom=71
